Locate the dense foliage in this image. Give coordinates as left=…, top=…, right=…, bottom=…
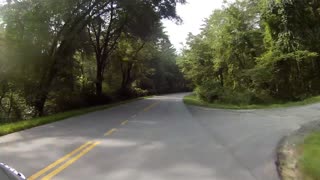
left=178, top=0, right=320, bottom=105
left=0, top=0, right=187, bottom=121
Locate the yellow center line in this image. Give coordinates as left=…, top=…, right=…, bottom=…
left=41, top=142, right=101, bottom=180
left=30, top=101, right=160, bottom=179
left=28, top=141, right=93, bottom=180
left=143, top=102, right=160, bottom=112
left=121, top=120, right=129, bottom=125
left=104, top=128, right=117, bottom=136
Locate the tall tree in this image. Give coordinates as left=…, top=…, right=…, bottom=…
left=258, top=0, right=320, bottom=99
left=1, top=0, right=185, bottom=115
left=86, top=0, right=185, bottom=96
left=178, top=0, right=264, bottom=103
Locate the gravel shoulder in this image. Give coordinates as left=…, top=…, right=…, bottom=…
left=276, top=120, right=320, bottom=180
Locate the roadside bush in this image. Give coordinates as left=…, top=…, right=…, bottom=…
left=48, top=90, right=113, bottom=114
left=219, top=88, right=276, bottom=105
left=219, top=89, right=253, bottom=105
left=132, top=87, right=149, bottom=97
left=196, top=81, right=275, bottom=105
left=195, top=81, right=223, bottom=103
left=48, top=91, right=87, bottom=113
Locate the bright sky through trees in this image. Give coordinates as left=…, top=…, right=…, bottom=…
left=162, top=0, right=224, bottom=51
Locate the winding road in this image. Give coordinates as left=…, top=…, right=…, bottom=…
left=1, top=93, right=320, bottom=180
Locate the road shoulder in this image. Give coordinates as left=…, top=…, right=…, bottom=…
left=276, top=120, right=320, bottom=180
left=0, top=97, right=148, bottom=137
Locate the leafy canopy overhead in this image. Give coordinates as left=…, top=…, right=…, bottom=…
left=0, top=0, right=188, bottom=120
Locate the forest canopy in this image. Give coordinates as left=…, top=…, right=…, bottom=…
left=0, top=0, right=188, bottom=121
left=178, top=0, right=320, bottom=105
left=2, top=0, right=320, bottom=122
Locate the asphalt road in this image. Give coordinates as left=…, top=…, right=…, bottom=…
left=1, top=93, right=320, bottom=180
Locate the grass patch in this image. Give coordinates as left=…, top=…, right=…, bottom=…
left=0, top=97, right=148, bottom=136
left=299, top=131, right=320, bottom=180
left=183, top=94, right=320, bottom=109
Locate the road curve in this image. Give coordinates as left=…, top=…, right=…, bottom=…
left=0, top=93, right=320, bottom=180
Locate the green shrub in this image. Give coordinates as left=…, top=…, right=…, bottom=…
left=132, top=87, right=149, bottom=97
left=195, top=81, right=223, bottom=103
left=219, top=89, right=253, bottom=105
left=51, top=92, right=87, bottom=112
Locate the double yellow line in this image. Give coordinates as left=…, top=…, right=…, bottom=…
left=29, top=141, right=100, bottom=180
left=104, top=128, right=117, bottom=136
left=143, top=102, right=160, bottom=112
left=29, top=101, right=160, bottom=179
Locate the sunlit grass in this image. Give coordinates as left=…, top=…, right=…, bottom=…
left=299, top=132, right=320, bottom=180
left=183, top=94, right=320, bottom=109
left=0, top=97, right=149, bottom=136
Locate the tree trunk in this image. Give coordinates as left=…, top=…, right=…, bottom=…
left=96, top=61, right=103, bottom=97
left=120, top=63, right=134, bottom=95
left=31, top=2, right=109, bottom=116
left=219, top=68, right=224, bottom=87
left=34, top=54, right=60, bottom=116
left=316, top=57, right=320, bottom=77
left=95, top=81, right=102, bottom=97
left=34, top=94, right=47, bottom=117
left=34, top=40, right=70, bottom=116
